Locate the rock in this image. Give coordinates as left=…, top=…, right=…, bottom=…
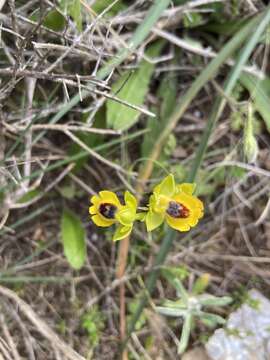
left=206, top=289, right=270, bottom=360
left=183, top=347, right=211, bottom=360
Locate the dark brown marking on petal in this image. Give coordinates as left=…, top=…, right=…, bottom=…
left=99, top=203, right=117, bottom=219
left=166, top=201, right=190, bottom=218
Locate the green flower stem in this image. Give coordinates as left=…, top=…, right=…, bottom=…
left=126, top=5, right=270, bottom=345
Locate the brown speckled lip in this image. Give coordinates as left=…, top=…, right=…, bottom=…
left=99, top=203, right=117, bottom=219
left=166, top=201, right=190, bottom=218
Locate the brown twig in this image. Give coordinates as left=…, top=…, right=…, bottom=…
left=0, top=285, right=86, bottom=360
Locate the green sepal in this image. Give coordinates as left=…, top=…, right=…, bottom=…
left=145, top=210, right=164, bottom=231
left=136, top=212, right=147, bottom=222
left=113, top=225, right=132, bottom=242
left=116, top=208, right=136, bottom=226
left=124, top=191, right=137, bottom=208
left=156, top=173, right=175, bottom=198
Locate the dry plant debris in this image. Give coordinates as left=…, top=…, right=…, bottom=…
left=0, top=0, right=270, bottom=359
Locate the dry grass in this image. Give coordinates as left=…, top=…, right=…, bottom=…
left=1, top=0, right=270, bottom=359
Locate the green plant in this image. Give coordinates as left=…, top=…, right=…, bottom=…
left=81, top=306, right=105, bottom=348
left=156, top=274, right=232, bottom=354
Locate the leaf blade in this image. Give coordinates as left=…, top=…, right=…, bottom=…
left=106, top=42, right=163, bottom=131
left=61, top=208, right=86, bottom=270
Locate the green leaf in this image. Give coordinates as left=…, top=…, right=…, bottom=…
left=60, top=0, right=82, bottom=31
left=91, top=0, right=126, bottom=16
left=127, top=298, right=147, bottom=331
left=198, top=295, right=232, bottom=307
left=178, top=313, right=192, bottom=354
left=61, top=208, right=86, bottom=269
left=183, top=12, right=203, bottom=28
left=43, top=9, right=66, bottom=31
left=199, top=312, right=226, bottom=328
left=161, top=266, right=189, bottom=282
left=202, top=18, right=248, bottom=36
left=106, top=42, right=163, bottom=131
left=155, top=306, right=188, bottom=318
left=81, top=306, right=105, bottom=347
left=240, top=73, right=270, bottom=133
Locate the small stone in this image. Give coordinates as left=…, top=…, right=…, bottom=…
left=183, top=347, right=210, bottom=360
left=206, top=289, right=270, bottom=360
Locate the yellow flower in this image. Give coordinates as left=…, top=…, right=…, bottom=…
left=89, top=190, right=138, bottom=241
left=146, top=174, right=203, bottom=232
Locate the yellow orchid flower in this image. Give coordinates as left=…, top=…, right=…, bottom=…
left=146, top=174, right=204, bottom=232
left=89, top=190, right=138, bottom=241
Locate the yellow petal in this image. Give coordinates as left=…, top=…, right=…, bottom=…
left=177, top=183, right=196, bottom=195
left=187, top=215, right=199, bottom=227
left=192, top=207, right=204, bottom=221
left=166, top=215, right=191, bottom=232
left=91, top=214, right=114, bottom=227
left=173, top=193, right=203, bottom=212
left=99, top=191, right=121, bottom=207
left=89, top=205, right=97, bottom=215
left=90, top=195, right=100, bottom=206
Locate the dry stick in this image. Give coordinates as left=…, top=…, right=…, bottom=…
left=64, top=129, right=134, bottom=176
left=5, top=123, right=120, bottom=135
left=0, top=285, right=86, bottom=360
left=0, top=338, right=13, bottom=360
left=0, top=312, right=21, bottom=360
left=0, top=68, right=155, bottom=117
left=152, top=27, right=265, bottom=79
left=116, top=181, right=145, bottom=357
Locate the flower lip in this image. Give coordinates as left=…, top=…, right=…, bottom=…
left=99, top=203, right=117, bottom=219
left=166, top=201, right=190, bottom=219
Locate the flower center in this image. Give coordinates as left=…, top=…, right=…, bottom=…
left=99, top=203, right=117, bottom=219
left=166, top=201, right=190, bottom=218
